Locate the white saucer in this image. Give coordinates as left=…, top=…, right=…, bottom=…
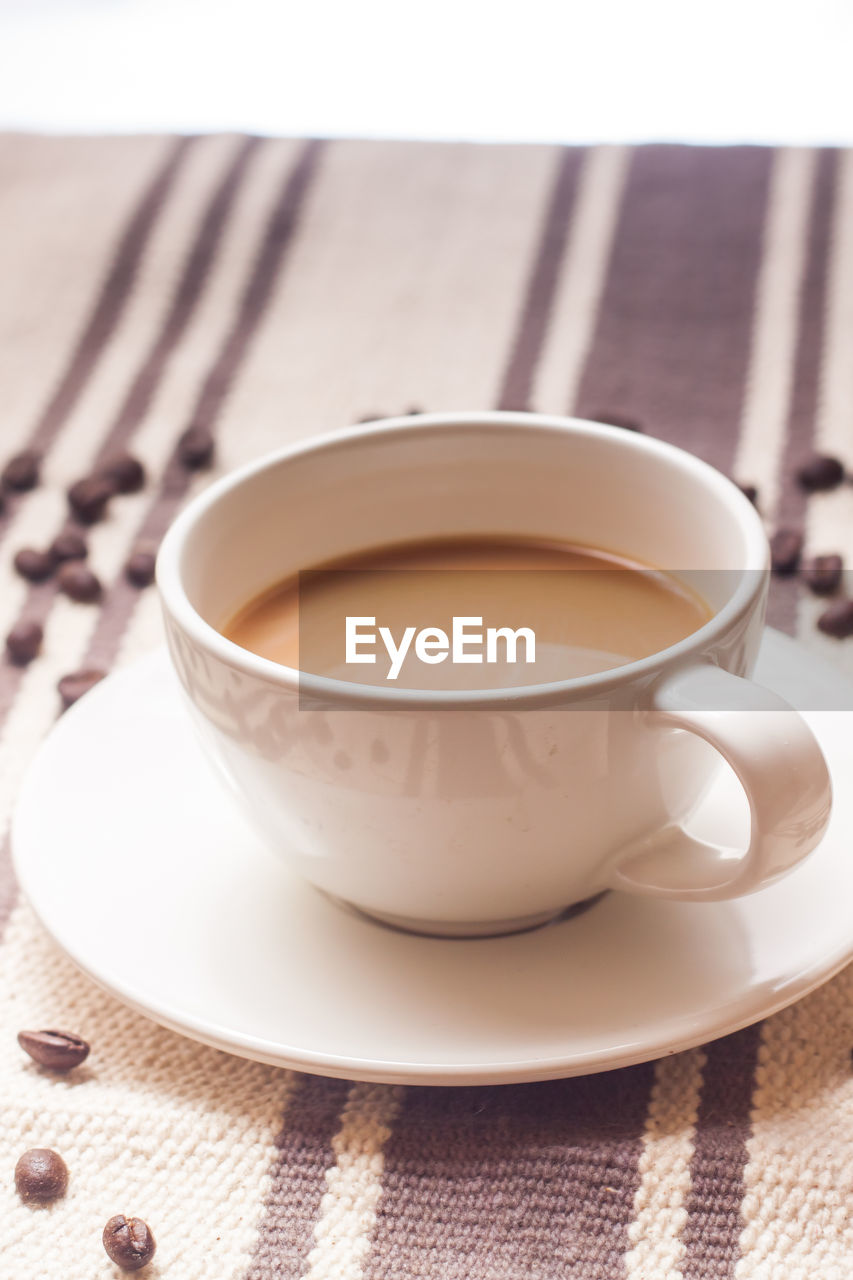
left=12, top=633, right=853, bottom=1086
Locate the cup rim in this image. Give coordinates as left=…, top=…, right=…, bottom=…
left=156, top=411, right=770, bottom=709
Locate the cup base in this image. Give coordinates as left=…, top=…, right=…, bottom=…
left=325, top=891, right=609, bottom=939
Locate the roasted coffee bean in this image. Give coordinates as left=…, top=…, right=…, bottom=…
left=817, top=599, right=853, bottom=639
left=67, top=475, right=114, bottom=524
left=124, top=548, right=157, bottom=588
left=5, top=621, right=43, bottom=666
left=58, top=562, right=102, bottom=603
left=57, top=668, right=105, bottom=709
left=15, top=1148, right=68, bottom=1203
left=49, top=529, right=88, bottom=562
left=593, top=410, right=644, bottom=433
left=770, top=527, right=803, bottom=575
left=177, top=425, right=214, bottom=469
left=803, top=553, right=843, bottom=596
left=13, top=547, right=54, bottom=582
left=18, top=1028, right=90, bottom=1071
left=2, top=450, right=40, bottom=492
left=103, top=1215, right=157, bottom=1271
left=796, top=452, right=845, bottom=492
left=737, top=482, right=759, bottom=506
left=100, top=451, right=146, bottom=494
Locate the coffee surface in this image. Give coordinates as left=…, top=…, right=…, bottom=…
left=223, top=538, right=711, bottom=688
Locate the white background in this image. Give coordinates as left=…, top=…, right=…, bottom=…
left=0, top=0, right=850, bottom=144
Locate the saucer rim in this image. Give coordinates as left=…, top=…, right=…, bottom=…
left=12, top=633, right=853, bottom=1086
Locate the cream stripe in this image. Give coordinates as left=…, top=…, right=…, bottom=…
left=303, top=1084, right=404, bottom=1280
left=732, top=148, right=817, bottom=522
left=0, top=903, right=297, bottom=1279
left=796, top=147, right=853, bottom=674
left=0, top=135, right=173, bottom=444
left=531, top=144, right=630, bottom=415
left=214, top=139, right=558, bottom=464
left=813, top=148, right=853, bottom=458
left=624, top=1049, right=706, bottom=1280
left=735, top=963, right=853, bottom=1276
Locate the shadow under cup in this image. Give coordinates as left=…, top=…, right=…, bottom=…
left=159, top=414, right=768, bottom=936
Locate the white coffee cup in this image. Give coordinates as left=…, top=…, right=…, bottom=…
left=157, top=413, right=832, bottom=936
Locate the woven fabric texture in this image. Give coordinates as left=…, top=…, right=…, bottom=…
left=0, top=134, right=851, bottom=1279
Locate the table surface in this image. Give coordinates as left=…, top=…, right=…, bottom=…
left=1, top=133, right=852, bottom=1278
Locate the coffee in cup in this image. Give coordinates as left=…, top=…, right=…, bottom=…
left=224, top=537, right=712, bottom=688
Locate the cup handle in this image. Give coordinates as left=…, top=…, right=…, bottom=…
left=608, top=663, right=832, bottom=901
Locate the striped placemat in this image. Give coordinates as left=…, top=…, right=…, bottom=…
left=1, top=134, right=852, bottom=1278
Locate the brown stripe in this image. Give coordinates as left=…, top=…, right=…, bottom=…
left=363, top=1068, right=654, bottom=1280
left=765, top=148, right=839, bottom=633
left=574, top=145, right=773, bottom=475
left=245, top=1075, right=351, bottom=1280
left=680, top=1025, right=762, bottom=1279
left=83, top=138, right=326, bottom=671
left=495, top=148, right=585, bottom=411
